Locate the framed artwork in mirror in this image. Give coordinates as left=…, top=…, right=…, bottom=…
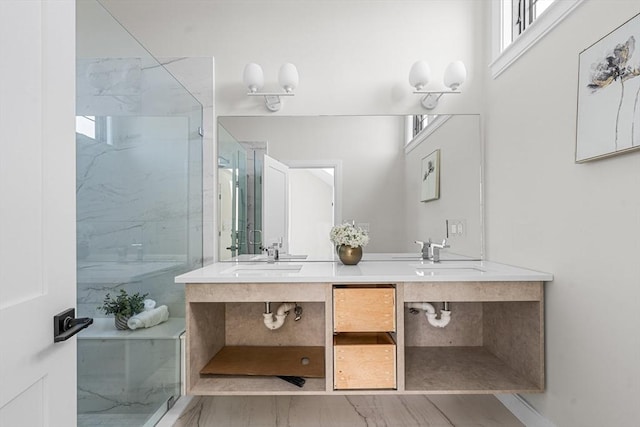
left=421, top=149, right=440, bottom=202
left=576, top=12, right=640, bottom=162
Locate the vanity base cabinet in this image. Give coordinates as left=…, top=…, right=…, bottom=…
left=184, top=281, right=544, bottom=395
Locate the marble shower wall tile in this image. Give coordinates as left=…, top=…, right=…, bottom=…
left=77, top=58, right=143, bottom=116
left=77, top=57, right=204, bottom=117
left=76, top=117, right=190, bottom=223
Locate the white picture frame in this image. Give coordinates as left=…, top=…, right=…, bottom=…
left=421, top=149, right=440, bottom=202
left=576, top=12, right=640, bottom=162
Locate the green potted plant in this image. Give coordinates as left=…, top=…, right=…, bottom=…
left=98, top=289, right=148, bottom=330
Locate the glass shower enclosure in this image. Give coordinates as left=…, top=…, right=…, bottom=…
left=217, top=124, right=265, bottom=260
left=76, top=1, right=202, bottom=426
left=218, top=124, right=248, bottom=260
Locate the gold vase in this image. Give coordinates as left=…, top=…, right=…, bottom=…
left=337, top=245, right=362, bottom=265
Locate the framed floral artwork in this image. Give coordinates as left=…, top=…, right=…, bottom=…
left=576, top=12, right=640, bottom=162
left=421, top=149, right=440, bottom=202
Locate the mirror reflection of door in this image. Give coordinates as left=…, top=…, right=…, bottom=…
left=289, top=167, right=335, bottom=258
left=262, top=154, right=289, bottom=254
left=262, top=161, right=336, bottom=259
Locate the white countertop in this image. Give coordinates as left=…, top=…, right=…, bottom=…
left=174, top=255, right=552, bottom=284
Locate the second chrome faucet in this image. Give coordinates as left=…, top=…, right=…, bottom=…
left=415, top=239, right=450, bottom=262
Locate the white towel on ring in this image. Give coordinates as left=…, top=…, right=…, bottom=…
left=127, top=305, right=169, bottom=330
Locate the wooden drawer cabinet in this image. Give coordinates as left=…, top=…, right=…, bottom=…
left=333, top=287, right=395, bottom=332
left=333, top=285, right=397, bottom=390
left=333, top=333, right=396, bottom=389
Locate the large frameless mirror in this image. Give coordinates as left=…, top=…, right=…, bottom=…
left=217, top=114, right=483, bottom=262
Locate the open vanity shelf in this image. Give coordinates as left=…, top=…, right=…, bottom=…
left=184, top=279, right=544, bottom=395
left=186, top=283, right=329, bottom=394
left=404, top=346, right=539, bottom=393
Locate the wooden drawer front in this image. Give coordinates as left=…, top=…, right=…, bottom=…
left=333, top=333, right=396, bottom=389
left=333, top=287, right=395, bottom=332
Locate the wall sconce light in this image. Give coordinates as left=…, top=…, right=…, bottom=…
left=243, top=62, right=299, bottom=112
left=409, top=60, right=467, bottom=109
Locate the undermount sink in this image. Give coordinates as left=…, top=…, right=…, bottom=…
left=221, top=264, right=304, bottom=275
left=279, top=254, right=308, bottom=260
left=250, top=254, right=308, bottom=261
left=391, top=254, right=423, bottom=260
left=411, top=264, right=485, bottom=276
left=409, top=263, right=485, bottom=275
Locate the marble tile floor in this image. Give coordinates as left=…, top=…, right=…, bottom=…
left=173, top=395, right=524, bottom=427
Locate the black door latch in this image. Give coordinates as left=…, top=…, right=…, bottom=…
left=53, top=308, right=93, bottom=343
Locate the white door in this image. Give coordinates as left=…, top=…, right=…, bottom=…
left=0, top=1, right=77, bottom=427
left=262, top=155, right=289, bottom=253
left=289, top=168, right=335, bottom=258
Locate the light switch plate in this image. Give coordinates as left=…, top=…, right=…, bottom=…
left=447, top=219, right=466, bottom=237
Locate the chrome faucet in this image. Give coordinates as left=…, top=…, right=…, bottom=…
left=265, top=243, right=280, bottom=263
left=414, top=239, right=450, bottom=262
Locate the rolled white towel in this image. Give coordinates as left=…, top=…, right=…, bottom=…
left=143, top=299, right=156, bottom=311
left=127, top=305, right=169, bottom=330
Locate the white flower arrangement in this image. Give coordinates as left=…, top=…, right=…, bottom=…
left=329, top=222, right=369, bottom=248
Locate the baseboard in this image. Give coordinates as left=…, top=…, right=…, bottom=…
left=496, top=394, right=556, bottom=427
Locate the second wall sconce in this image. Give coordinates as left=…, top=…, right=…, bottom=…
left=243, top=62, right=299, bottom=112
left=409, top=60, right=467, bottom=109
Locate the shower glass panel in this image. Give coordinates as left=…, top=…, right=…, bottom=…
left=218, top=125, right=248, bottom=260
left=76, top=1, right=202, bottom=426
left=252, top=152, right=264, bottom=254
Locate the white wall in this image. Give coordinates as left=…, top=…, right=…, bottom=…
left=484, top=1, right=640, bottom=425
left=100, top=0, right=485, bottom=116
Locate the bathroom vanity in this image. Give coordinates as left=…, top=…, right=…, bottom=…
left=175, top=258, right=551, bottom=396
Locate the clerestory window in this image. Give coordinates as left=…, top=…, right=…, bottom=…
left=509, top=0, right=555, bottom=47
left=490, top=0, right=585, bottom=78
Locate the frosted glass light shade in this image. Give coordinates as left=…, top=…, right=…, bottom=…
left=278, top=63, right=299, bottom=93
left=243, top=63, right=264, bottom=93
left=409, top=60, right=431, bottom=90
left=443, top=60, right=467, bottom=90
